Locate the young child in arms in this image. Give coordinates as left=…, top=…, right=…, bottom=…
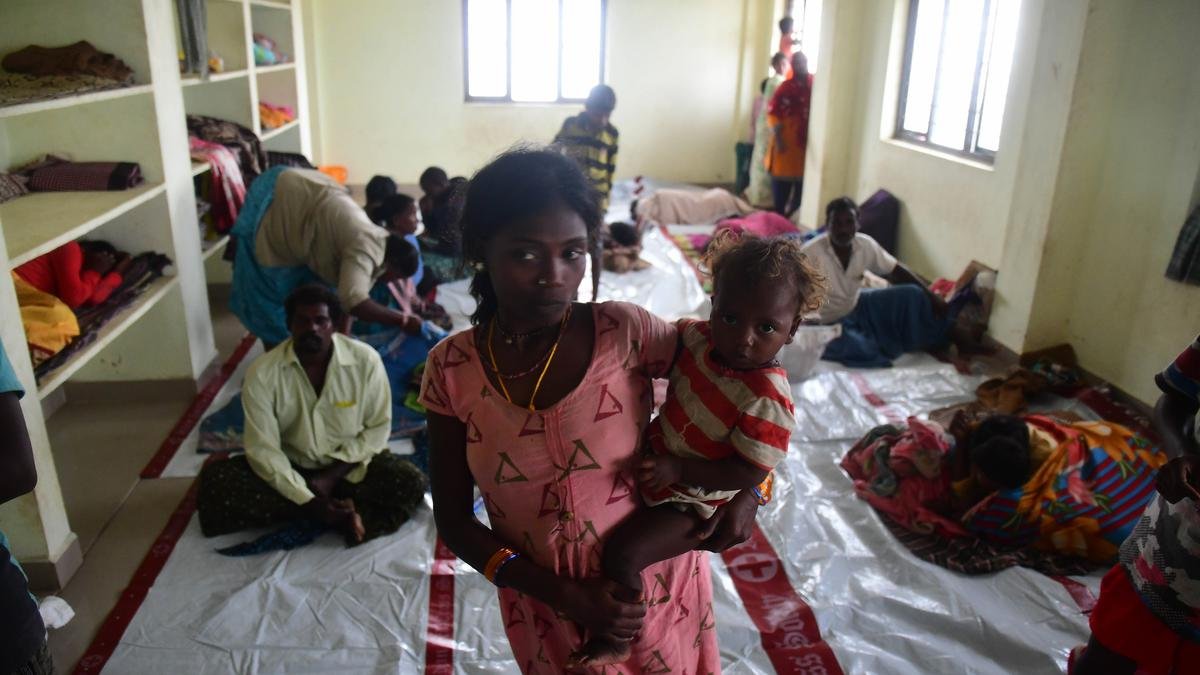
left=570, top=232, right=824, bottom=667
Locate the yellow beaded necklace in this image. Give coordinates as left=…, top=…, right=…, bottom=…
left=486, top=304, right=572, bottom=411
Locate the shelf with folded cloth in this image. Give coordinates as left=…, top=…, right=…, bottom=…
left=260, top=118, right=299, bottom=140
left=34, top=275, right=179, bottom=400
left=2, top=184, right=167, bottom=268
left=254, top=62, right=295, bottom=75
left=200, top=234, right=230, bottom=262
left=181, top=69, right=250, bottom=87
left=0, top=83, right=154, bottom=119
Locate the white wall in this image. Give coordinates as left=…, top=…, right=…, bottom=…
left=808, top=0, right=1200, bottom=403
left=305, top=0, right=766, bottom=184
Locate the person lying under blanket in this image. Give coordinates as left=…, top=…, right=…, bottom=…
left=842, top=411, right=1168, bottom=569
left=632, top=187, right=755, bottom=230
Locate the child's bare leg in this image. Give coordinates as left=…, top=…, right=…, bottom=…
left=569, top=504, right=703, bottom=668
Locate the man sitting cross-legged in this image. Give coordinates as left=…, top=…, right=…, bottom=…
left=198, top=284, right=425, bottom=546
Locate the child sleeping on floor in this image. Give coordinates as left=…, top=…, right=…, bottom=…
left=568, top=232, right=824, bottom=668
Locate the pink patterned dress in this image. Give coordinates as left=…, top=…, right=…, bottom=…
left=420, top=301, right=721, bottom=674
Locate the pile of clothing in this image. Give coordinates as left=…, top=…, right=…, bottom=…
left=0, top=41, right=135, bottom=109
left=258, top=101, right=295, bottom=130
left=252, top=33, right=290, bottom=66
left=0, top=154, right=144, bottom=205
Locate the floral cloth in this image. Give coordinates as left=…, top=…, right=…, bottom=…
left=419, top=302, right=721, bottom=674
left=962, top=416, right=1166, bottom=563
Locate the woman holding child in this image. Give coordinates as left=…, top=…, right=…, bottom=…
left=421, top=149, right=818, bottom=672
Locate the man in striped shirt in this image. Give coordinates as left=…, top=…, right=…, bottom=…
left=554, top=84, right=618, bottom=211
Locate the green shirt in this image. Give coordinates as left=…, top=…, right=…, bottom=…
left=243, top=334, right=391, bottom=504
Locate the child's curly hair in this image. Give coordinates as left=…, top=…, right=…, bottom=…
left=701, top=230, right=825, bottom=316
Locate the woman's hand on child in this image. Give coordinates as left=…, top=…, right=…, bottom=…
left=1157, top=456, right=1200, bottom=504
left=693, top=489, right=759, bottom=552
left=560, top=578, right=646, bottom=641
left=637, top=455, right=683, bottom=491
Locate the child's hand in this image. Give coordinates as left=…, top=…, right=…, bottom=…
left=1157, top=456, right=1200, bottom=504
left=638, top=455, right=683, bottom=491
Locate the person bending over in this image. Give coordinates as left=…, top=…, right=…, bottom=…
left=198, top=284, right=425, bottom=546
left=570, top=233, right=824, bottom=668
left=229, top=167, right=422, bottom=347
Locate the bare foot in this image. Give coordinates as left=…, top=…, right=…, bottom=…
left=566, top=636, right=631, bottom=669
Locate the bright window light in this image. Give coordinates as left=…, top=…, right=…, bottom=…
left=466, top=0, right=507, bottom=98
left=465, top=0, right=606, bottom=103
left=797, top=0, right=822, bottom=73
left=896, top=0, right=1023, bottom=159
left=561, top=0, right=602, bottom=99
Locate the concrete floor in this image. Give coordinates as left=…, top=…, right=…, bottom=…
left=47, top=284, right=246, bottom=670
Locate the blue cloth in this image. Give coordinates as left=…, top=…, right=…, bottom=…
left=0, top=342, right=23, bottom=398
left=356, top=321, right=447, bottom=437
left=405, top=233, right=424, bottom=289
left=821, top=285, right=952, bottom=368
left=229, top=167, right=321, bottom=345
left=216, top=520, right=328, bottom=557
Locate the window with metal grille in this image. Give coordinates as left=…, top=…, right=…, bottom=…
left=463, top=0, right=606, bottom=103
left=895, top=0, right=1022, bottom=161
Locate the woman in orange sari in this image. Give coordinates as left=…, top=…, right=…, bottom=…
left=766, top=51, right=813, bottom=218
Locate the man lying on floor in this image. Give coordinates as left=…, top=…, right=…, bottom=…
left=197, top=284, right=425, bottom=549
left=803, top=196, right=978, bottom=367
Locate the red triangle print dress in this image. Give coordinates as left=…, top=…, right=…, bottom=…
left=420, top=301, right=721, bottom=674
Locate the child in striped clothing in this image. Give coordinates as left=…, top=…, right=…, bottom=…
left=569, top=233, right=824, bottom=668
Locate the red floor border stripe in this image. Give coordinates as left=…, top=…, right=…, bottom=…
left=848, top=372, right=905, bottom=425
left=721, top=523, right=844, bottom=674
left=424, top=537, right=457, bottom=674
left=140, top=334, right=257, bottom=478
left=74, top=453, right=225, bottom=674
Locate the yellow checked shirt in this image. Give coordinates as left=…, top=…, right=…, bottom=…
left=242, top=333, right=391, bottom=504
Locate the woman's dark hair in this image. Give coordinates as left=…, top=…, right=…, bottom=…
left=79, top=240, right=118, bottom=257
left=760, top=77, right=769, bottom=94
left=369, top=193, right=416, bottom=226
left=585, top=84, right=617, bottom=112
left=968, top=415, right=1032, bottom=490
left=825, top=196, right=859, bottom=223
left=365, top=175, right=397, bottom=206
left=285, top=283, right=343, bottom=325
left=771, top=52, right=787, bottom=70
left=383, top=234, right=421, bottom=279
left=779, top=16, right=794, bottom=33
left=460, top=146, right=602, bottom=324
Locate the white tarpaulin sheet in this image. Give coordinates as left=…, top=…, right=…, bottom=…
left=101, top=354, right=1099, bottom=674
left=109, top=179, right=1101, bottom=672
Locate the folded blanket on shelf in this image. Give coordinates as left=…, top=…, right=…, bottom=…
left=187, top=114, right=268, bottom=181
left=0, top=173, right=28, bottom=203
left=258, top=102, right=295, bottom=130
left=190, top=136, right=245, bottom=233
left=2, top=41, right=134, bottom=81
left=34, top=252, right=172, bottom=379
left=0, top=72, right=131, bottom=109
left=12, top=272, right=80, bottom=368
left=26, top=160, right=142, bottom=192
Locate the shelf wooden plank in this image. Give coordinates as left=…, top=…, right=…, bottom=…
left=181, top=69, right=249, bottom=87
left=201, top=234, right=230, bottom=261
left=191, top=161, right=211, bottom=177
left=35, top=275, right=179, bottom=400
left=260, top=119, right=300, bottom=140
left=0, top=84, right=153, bottom=119
left=2, top=184, right=167, bottom=268
left=255, top=63, right=296, bottom=75
left=250, top=0, right=292, bottom=9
